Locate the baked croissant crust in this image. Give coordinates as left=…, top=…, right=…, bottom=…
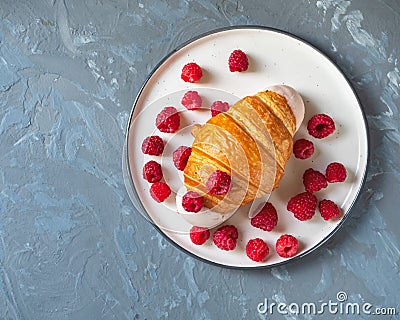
left=183, top=90, right=297, bottom=213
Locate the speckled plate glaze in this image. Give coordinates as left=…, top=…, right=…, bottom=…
left=123, top=26, right=368, bottom=269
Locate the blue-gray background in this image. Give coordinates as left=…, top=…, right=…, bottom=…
left=0, top=0, right=399, bottom=319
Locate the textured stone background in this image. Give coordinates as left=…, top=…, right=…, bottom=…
left=0, top=0, right=399, bottom=319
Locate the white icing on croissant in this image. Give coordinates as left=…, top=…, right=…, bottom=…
left=267, top=85, right=305, bottom=132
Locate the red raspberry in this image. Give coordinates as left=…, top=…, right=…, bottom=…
left=287, top=192, right=317, bottom=221
left=173, top=146, right=192, bottom=170
left=246, top=238, right=269, bottom=262
left=141, top=135, right=164, bottom=156
left=276, top=234, right=299, bottom=258
left=307, top=113, right=335, bottom=138
left=325, top=162, right=347, bottom=183
left=181, top=62, right=202, bottom=83
left=250, top=202, right=278, bottom=231
left=228, top=49, right=249, bottom=72
left=210, top=100, right=230, bottom=117
left=181, top=90, right=202, bottom=110
left=206, top=170, right=231, bottom=195
left=182, top=191, right=204, bottom=213
left=303, top=168, right=328, bottom=193
left=293, top=138, right=314, bottom=159
left=319, top=199, right=341, bottom=220
left=189, top=226, right=210, bottom=245
left=212, top=225, right=238, bottom=251
left=142, top=160, right=163, bottom=183
left=156, top=106, right=180, bottom=133
left=149, top=182, right=171, bottom=203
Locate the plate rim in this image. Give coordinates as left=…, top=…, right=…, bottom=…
left=123, top=25, right=370, bottom=270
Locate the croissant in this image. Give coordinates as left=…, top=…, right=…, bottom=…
left=183, top=85, right=305, bottom=214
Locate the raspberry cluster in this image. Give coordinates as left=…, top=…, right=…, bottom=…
left=288, top=161, right=346, bottom=221
left=181, top=49, right=250, bottom=85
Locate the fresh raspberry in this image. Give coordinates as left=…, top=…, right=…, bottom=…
left=156, top=106, right=180, bottom=133
left=325, top=162, right=347, bottom=183
left=307, top=114, right=335, bottom=138
left=287, top=192, right=318, bottom=221
left=276, top=234, right=299, bottom=258
left=293, top=138, right=314, bottom=159
left=182, top=191, right=204, bottom=213
left=246, top=238, right=269, bottom=262
left=181, top=62, right=203, bottom=83
left=141, top=135, right=164, bottom=156
left=212, top=225, right=238, bottom=251
left=206, top=170, right=231, bottom=195
left=190, top=226, right=210, bottom=245
left=181, top=90, right=202, bottom=110
left=228, top=49, right=249, bottom=72
left=319, top=199, right=341, bottom=220
left=149, top=182, right=171, bottom=202
left=303, top=168, right=328, bottom=193
left=142, top=160, right=163, bottom=183
left=173, top=146, right=192, bottom=170
left=210, top=101, right=230, bottom=117
left=251, top=202, right=278, bottom=231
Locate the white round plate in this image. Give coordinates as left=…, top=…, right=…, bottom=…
left=123, top=26, right=368, bottom=268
